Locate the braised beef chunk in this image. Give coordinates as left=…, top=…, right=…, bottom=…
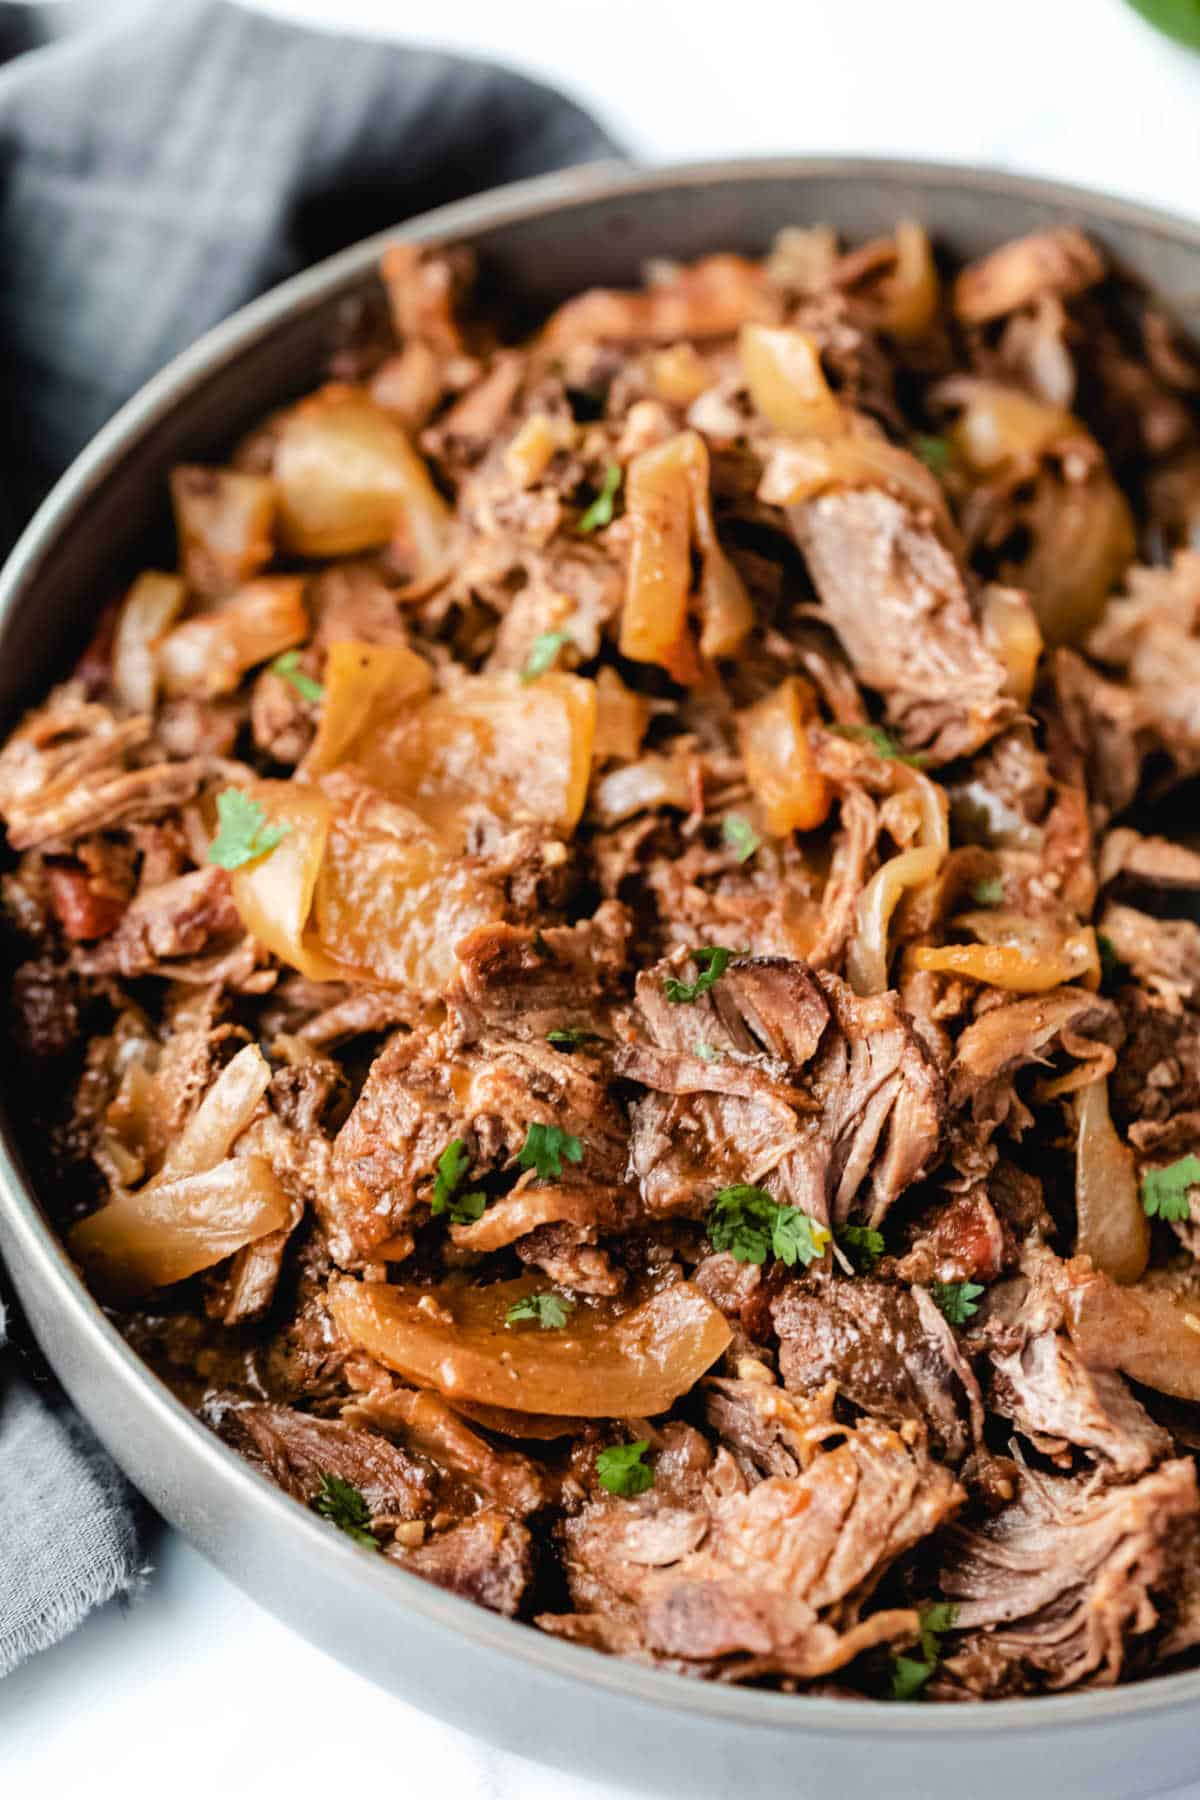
left=16, top=220, right=1200, bottom=1703
left=773, top=1277, right=981, bottom=1464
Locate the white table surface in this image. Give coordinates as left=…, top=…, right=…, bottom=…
left=3, top=1, right=1200, bottom=1794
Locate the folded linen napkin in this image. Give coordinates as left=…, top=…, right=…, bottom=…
left=0, top=0, right=619, bottom=1677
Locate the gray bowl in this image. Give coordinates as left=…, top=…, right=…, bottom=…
left=2, top=158, right=1199, bottom=1800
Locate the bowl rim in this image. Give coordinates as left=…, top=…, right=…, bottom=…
left=4, top=151, right=1200, bottom=1736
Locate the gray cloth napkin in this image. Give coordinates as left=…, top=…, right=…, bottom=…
left=0, top=0, right=619, bottom=1677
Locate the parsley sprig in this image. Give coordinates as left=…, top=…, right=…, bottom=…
left=518, top=1122, right=583, bottom=1181
left=577, top=462, right=622, bottom=533
left=708, top=1185, right=831, bottom=1269
left=890, top=1601, right=959, bottom=1700
left=505, top=1292, right=574, bottom=1330
left=271, top=648, right=324, bottom=703
left=930, top=1280, right=985, bottom=1325
left=521, top=630, right=570, bottom=684
left=310, top=1473, right=379, bottom=1551
left=207, top=788, right=289, bottom=870
left=838, top=1223, right=886, bottom=1270
left=596, top=1440, right=654, bottom=1497
left=663, top=945, right=742, bottom=1004
left=829, top=722, right=927, bottom=768
left=912, top=433, right=953, bottom=476
left=722, top=813, right=761, bottom=863
left=1141, top=1154, right=1200, bottom=1224
left=969, top=875, right=1003, bottom=907
left=430, top=1138, right=486, bottom=1225
left=546, top=1027, right=601, bottom=1051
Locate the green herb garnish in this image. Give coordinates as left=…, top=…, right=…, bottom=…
left=829, top=722, right=927, bottom=768
left=912, top=433, right=953, bottom=476
left=521, top=630, right=570, bottom=684
left=596, top=1439, right=654, bottom=1497
left=970, top=876, right=1003, bottom=907
left=1097, top=932, right=1122, bottom=983
left=695, top=1042, right=723, bottom=1063
left=722, top=813, right=761, bottom=863
left=663, top=945, right=741, bottom=1004
left=1141, top=1154, right=1200, bottom=1224
left=930, top=1281, right=985, bottom=1325
left=839, top=1223, right=886, bottom=1270
left=577, top=462, right=622, bottom=533
left=207, top=788, right=289, bottom=870
left=271, top=648, right=324, bottom=703
left=890, top=1602, right=958, bottom=1701
left=546, top=1027, right=600, bottom=1051
left=708, top=1185, right=831, bottom=1269
left=505, top=1292, right=574, bottom=1330
left=310, top=1473, right=379, bottom=1550
left=518, top=1122, right=583, bottom=1180
left=430, top=1137, right=487, bottom=1225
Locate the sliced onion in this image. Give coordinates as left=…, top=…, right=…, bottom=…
left=738, top=676, right=831, bottom=835
left=69, top=1155, right=290, bottom=1302
left=763, top=435, right=953, bottom=539
left=158, top=577, right=308, bottom=699
left=503, top=412, right=572, bottom=488
left=619, top=434, right=696, bottom=681
left=1073, top=1078, right=1149, bottom=1285
left=540, top=255, right=764, bottom=350
left=911, top=928, right=1100, bottom=993
left=227, top=780, right=339, bottom=978
left=740, top=324, right=846, bottom=439
left=590, top=751, right=695, bottom=825
left=303, top=640, right=432, bottom=777
left=112, top=572, right=185, bottom=714
left=159, top=1042, right=273, bottom=1181
left=169, top=465, right=276, bottom=598
left=979, top=583, right=1043, bottom=706
left=941, top=378, right=1080, bottom=475
left=328, top=1275, right=732, bottom=1418
left=273, top=384, right=454, bottom=577
left=677, top=433, right=754, bottom=660
left=846, top=846, right=941, bottom=995
left=873, top=219, right=939, bottom=340
left=592, top=667, right=650, bottom=764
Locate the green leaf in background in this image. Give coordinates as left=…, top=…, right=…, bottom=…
left=1126, top=0, right=1200, bottom=49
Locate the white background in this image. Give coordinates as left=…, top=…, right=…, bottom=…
left=3, top=1, right=1200, bottom=1795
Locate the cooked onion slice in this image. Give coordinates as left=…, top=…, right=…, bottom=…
left=69, top=1156, right=290, bottom=1302
left=328, top=1276, right=732, bottom=1418
left=847, top=846, right=941, bottom=996
left=160, top=1043, right=274, bottom=1180
left=273, top=384, right=454, bottom=576
left=873, top=219, right=939, bottom=340
left=592, top=667, right=650, bottom=764
left=738, top=676, right=831, bottom=835
left=911, top=928, right=1100, bottom=993
left=740, top=325, right=846, bottom=439
left=620, top=434, right=695, bottom=680
left=169, top=465, right=276, bottom=599
left=112, top=572, right=185, bottom=714
left=158, top=577, right=308, bottom=699
left=1073, top=1078, right=1149, bottom=1285
left=227, top=780, right=339, bottom=978
left=303, top=640, right=432, bottom=777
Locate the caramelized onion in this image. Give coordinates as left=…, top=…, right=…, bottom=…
left=169, top=466, right=275, bottom=598
left=942, top=379, right=1080, bottom=475
left=1002, top=469, right=1136, bottom=648
left=738, top=676, right=831, bottom=835
left=112, top=572, right=185, bottom=714
left=303, top=640, right=432, bottom=777
left=274, top=384, right=454, bottom=576
left=328, top=1276, right=732, bottom=1418
left=763, top=436, right=953, bottom=538
left=227, top=780, right=338, bottom=978
left=619, top=434, right=696, bottom=681
left=540, top=255, right=764, bottom=350
left=911, top=928, right=1100, bottom=992
left=1073, top=1078, right=1149, bottom=1285
left=847, top=846, right=941, bottom=995
left=158, top=577, right=308, bottom=699
left=592, top=667, right=650, bottom=764
left=69, top=1156, right=289, bottom=1302
left=979, top=583, right=1043, bottom=706
left=740, top=325, right=846, bottom=438
left=873, top=219, right=939, bottom=340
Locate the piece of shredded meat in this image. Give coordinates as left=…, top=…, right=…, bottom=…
left=9, top=217, right=1200, bottom=1704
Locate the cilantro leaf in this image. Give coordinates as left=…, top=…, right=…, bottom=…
left=518, top=1122, right=583, bottom=1180
left=839, top=1223, right=886, bottom=1270
left=889, top=1601, right=959, bottom=1701
left=430, top=1137, right=486, bottom=1225
left=1141, top=1154, right=1200, bottom=1223
left=505, top=1292, right=574, bottom=1330
left=577, top=462, right=622, bottom=533
left=722, top=813, right=761, bottom=863
left=970, top=876, right=1004, bottom=907
left=829, top=722, right=927, bottom=768
left=207, top=787, right=289, bottom=870
left=596, top=1439, right=653, bottom=1497
left=708, top=1185, right=830, bottom=1269
left=912, top=433, right=953, bottom=475
left=1097, top=932, right=1122, bottom=984
left=521, top=630, right=571, bottom=684
left=930, top=1280, right=985, bottom=1325
left=663, top=944, right=741, bottom=1004
left=695, top=1042, right=723, bottom=1063
left=310, top=1473, right=379, bottom=1550
left=271, top=648, right=324, bottom=704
